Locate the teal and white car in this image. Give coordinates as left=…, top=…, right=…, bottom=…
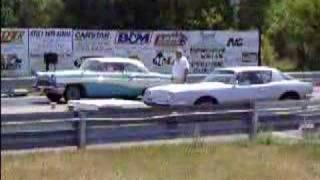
left=33, top=57, right=171, bottom=102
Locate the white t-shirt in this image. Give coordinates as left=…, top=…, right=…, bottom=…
left=172, top=56, right=190, bottom=82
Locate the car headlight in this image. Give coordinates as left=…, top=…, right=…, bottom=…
left=49, top=75, right=57, bottom=85
left=144, top=90, right=152, bottom=101
left=145, top=90, right=151, bottom=97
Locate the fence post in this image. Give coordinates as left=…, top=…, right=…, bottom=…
left=166, top=112, right=178, bottom=138
left=249, top=102, right=258, bottom=140
left=78, top=111, right=87, bottom=149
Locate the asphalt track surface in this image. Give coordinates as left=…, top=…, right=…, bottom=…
left=2, top=88, right=319, bottom=152
left=1, top=86, right=319, bottom=114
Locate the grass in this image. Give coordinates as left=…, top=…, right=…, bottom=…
left=2, top=139, right=320, bottom=180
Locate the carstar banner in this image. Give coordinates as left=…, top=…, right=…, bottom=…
left=28, top=28, right=73, bottom=73
left=73, top=30, right=114, bottom=66
left=1, top=28, right=29, bottom=76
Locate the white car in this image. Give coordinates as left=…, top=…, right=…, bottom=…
left=143, top=66, right=313, bottom=106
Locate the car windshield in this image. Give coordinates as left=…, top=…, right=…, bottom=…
left=125, top=63, right=149, bottom=73
left=203, top=70, right=235, bottom=84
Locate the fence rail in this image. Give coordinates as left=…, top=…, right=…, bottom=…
left=2, top=99, right=320, bottom=150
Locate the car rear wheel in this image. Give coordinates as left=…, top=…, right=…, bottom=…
left=46, top=93, right=62, bottom=103
left=194, top=97, right=217, bottom=107
left=279, top=92, right=300, bottom=101
left=64, top=86, right=81, bottom=102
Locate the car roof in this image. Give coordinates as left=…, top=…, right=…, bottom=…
left=86, top=57, right=144, bottom=66
left=215, top=66, right=276, bottom=73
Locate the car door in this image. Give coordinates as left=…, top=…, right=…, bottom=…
left=81, top=60, right=103, bottom=97
left=96, top=62, right=131, bottom=97
left=253, top=71, right=275, bottom=101
left=123, top=63, right=151, bottom=96
left=83, top=62, right=129, bottom=97
left=234, top=70, right=274, bottom=103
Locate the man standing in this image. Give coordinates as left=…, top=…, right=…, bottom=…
left=172, top=48, right=190, bottom=83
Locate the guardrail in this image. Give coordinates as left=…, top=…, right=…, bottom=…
left=2, top=99, right=320, bottom=150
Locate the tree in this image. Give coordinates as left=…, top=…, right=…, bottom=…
left=1, top=0, right=18, bottom=27
left=17, top=0, right=64, bottom=27
left=186, top=0, right=234, bottom=29
left=238, top=0, right=272, bottom=29
left=266, top=0, right=320, bottom=70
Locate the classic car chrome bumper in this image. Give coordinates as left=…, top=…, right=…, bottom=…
left=143, top=100, right=170, bottom=107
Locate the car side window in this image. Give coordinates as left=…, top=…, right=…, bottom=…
left=86, top=61, right=103, bottom=72
left=101, top=63, right=124, bottom=73
left=124, top=64, right=144, bottom=73
left=259, top=71, right=272, bottom=83
left=237, top=71, right=271, bottom=85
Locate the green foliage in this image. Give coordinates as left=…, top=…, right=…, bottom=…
left=1, top=0, right=64, bottom=27
left=261, top=35, right=277, bottom=66
left=17, top=0, right=64, bottom=27
left=188, top=7, right=224, bottom=29
left=1, top=0, right=18, bottom=27
left=187, top=0, right=234, bottom=29
left=238, top=0, right=272, bottom=29
left=266, top=0, right=320, bottom=70
left=1, top=0, right=234, bottom=29
left=262, top=36, right=298, bottom=71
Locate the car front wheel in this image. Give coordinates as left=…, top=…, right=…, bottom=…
left=64, top=86, right=81, bottom=102
left=46, top=93, right=62, bottom=103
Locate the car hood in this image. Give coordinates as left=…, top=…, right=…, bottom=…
left=149, top=82, right=231, bottom=93
left=36, top=70, right=83, bottom=77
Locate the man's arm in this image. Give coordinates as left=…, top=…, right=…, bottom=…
left=183, top=57, right=190, bottom=83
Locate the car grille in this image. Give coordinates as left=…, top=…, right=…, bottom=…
left=37, top=79, right=51, bottom=86
left=36, top=76, right=52, bottom=86
left=150, top=91, right=170, bottom=104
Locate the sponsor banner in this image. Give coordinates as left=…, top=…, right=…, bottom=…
left=1, top=28, right=29, bottom=76
left=148, top=30, right=259, bottom=73
left=73, top=30, right=113, bottom=52
left=73, top=30, right=114, bottom=67
left=154, top=32, right=188, bottom=47
left=29, top=28, right=73, bottom=73
left=112, top=31, right=155, bottom=72
left=115, top=31, right=153, bottom=46
left=150, top=31, right=190, bottom=73
left=189, top=31, right=259, bottom=73
left=1, top=29, right=259, bottom=77
left=98, top=30, right=259, bottom=74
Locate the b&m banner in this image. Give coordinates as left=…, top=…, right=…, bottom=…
left=1, top=28, right=29, bottom=76
left=1, top=28, right=260, bottom=76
